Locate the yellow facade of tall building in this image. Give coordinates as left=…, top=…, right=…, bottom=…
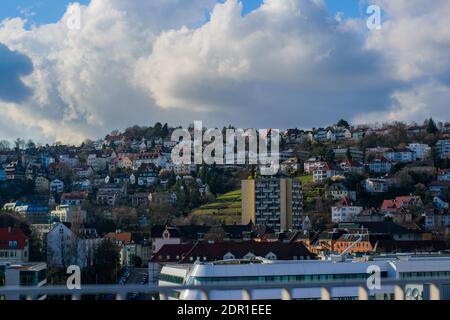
left=241, top=178, right=303, bottom=232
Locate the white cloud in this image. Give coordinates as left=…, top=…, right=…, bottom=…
left=135, top=0, right=396, bottom=129
left=0, top=0, right=215, bottom=144
left=0, top=0, right=449, bottom=144
left=353, top=0, right=450, bottom=124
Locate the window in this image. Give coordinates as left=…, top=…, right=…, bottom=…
left=223, top=252, right=235, bottom=260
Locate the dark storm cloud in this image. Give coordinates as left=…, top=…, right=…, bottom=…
left=0, top=42, right=33, bottom=103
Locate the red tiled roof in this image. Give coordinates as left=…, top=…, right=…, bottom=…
left=0, top=228, right=28, bottom=250
left=61, top=192, right=86, bottom=200
left=381, top=196, right=421, bottom=211
left=105, top=232, right=132, bottom=244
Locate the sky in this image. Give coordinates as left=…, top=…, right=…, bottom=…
left=0, top=0, right=362, bottom=24
left=0, top=0, right=449, bottom=144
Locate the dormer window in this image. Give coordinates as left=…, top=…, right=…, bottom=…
left=163, top=230, right=170, bottom=239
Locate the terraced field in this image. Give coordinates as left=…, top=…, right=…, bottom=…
left=190, top=189, right=242, bottom=224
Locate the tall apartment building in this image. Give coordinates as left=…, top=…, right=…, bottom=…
left=436, top=140, right=450, bottom=159
left=242, top=178, right=303, bottom=232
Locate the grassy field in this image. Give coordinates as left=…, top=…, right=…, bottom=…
left=296, top=175, right=314, bottom=186
left=190, top=189, right=242, bottom=224
left=190, top=175, right=316, bottom=224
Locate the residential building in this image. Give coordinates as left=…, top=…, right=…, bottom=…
left=339, top=159, right=365, bottom=175
left=59, top=154, right=79, bottom=168
left=384, top=148, right=414, bottom=163
left=151, top=241, right=315, bottom=264
left=49, top=179, right=64, bottom=193
left=381, top=196, right=424, bottom=215
left=14, top=204, right=49, bottom=224
left=327, top=128, right=351, bottom=142
left=104, top=231, right=149, bottom=267
left=436, top=140, right=450, bottom=159
left=46, top=223, right=100, bottom=268
left=333, top=147, right=364, bottom=162
left=72, top=166, right=94, bottom=179
left=130, top=192, right=150, bottom=207
left=361, top=178, right=389, bottom=193
left=429, top=180, right=450, bottom=195
left=149, top=192, right=177, bottom=207
left=433, top=196, right=449, bottom=209
left=61, top=192, right=86, bottom=206
left=331, top=198, right=363, bottom=223
left=326, top=183, right=356, bottom=201
left=0, top=263, right=47, bottom=300
left=34, top=176, right=50, bottom=192
left=281, top=157, right=302, bottom=175
left=0, top=168, right=6, bottom=182
left=242, top=178, right=303, bottom=232
left=312, top=161, right=344, bottom=182
left=425, top=213, right=450, bottom=231
left=366, top=156, right=393, bottom=174
left=5, top=161, right=25, bottom=182
left=303, top=156, right=326, bottom=174
left=50, top=205, right=87, bottom=223
left=438, top=170, right=450, bottom=181
left=0, top=227, right=29, bottom=263
left=150, top=226, right=182, bottom=254
left=408, top=143, right=431, bottom=161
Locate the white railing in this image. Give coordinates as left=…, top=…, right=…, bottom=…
left=1, top=279, right=449, bottom=300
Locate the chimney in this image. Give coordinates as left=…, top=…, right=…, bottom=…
left=8, top=226, right=11, bottom=233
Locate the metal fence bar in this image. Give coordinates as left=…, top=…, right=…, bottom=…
left=394, top=285, right=404, bottom=300
left=1, top=279, right=449, bottom=300
left=358, top=286, right=369, bottom=301
left=429, top=284, right=441, bottom=300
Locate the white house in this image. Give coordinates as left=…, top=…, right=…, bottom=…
left=425, top=213, right=450, bottom=231
left=331, top=198, right=363, bottom=223
left=50, top=179, right=64, bottom=193
left=50, top=205, right=87, bottom=223
left=407, top=143, right=431, bottom=161
left=312, top=162, right=344, bottom=183
left=46, top=223, right=100, bottom=269
left=433, top=196, right=449, bottom=209
left=436, top=140, right=450, bottom=159
left=437, top=170, right=450, bottom=181
left=361, top=178, right=389, bottom=193
left=367, top=156, right=393, bottom=174
left=35, top=176, right=50, bottom=192
left=327, top=128, right=351, bottom=142
left=384, top=148, right=414, bottom=163
left=151, top=226, right=182, bottom=255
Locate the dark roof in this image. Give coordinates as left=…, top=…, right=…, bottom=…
left=151, top=241, right=316, bottom=263
left=375, top=240, right=447, bottom=253
left=151, top=223, right=257, bottom=240
left=355, top=221, right=422, bottom=235
left=289, top=230, right=318, bottom=242
left=318, top=230, right=346, bottom=241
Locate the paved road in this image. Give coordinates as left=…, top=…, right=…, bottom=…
left=124, top=268, right=151, bottom=300
left=125, top=268, right=148, bottom=285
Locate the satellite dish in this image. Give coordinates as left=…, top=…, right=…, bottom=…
left=105, top=176, right=110, bottom=184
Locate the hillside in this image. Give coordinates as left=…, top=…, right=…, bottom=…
left=190, top=189, right=242, bottom=224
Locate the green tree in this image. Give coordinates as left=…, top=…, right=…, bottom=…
left=426, top=118, right=438, bottom=134
left=93, top=239, right=120, bottom=284
left=337, top=119, right=350, bottom=129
